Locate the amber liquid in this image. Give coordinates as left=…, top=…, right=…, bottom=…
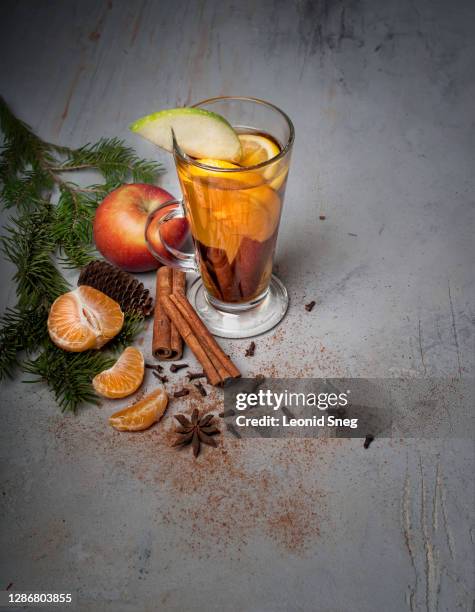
left=177, top=129, right=289, bottom=304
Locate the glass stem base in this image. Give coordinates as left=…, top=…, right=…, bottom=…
left=187, top=275, right=289, bottom=339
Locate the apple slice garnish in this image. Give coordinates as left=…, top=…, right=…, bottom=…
left=130, top=108, right=242, bottom=163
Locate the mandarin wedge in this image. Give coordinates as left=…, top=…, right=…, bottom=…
left=93, top=347, right=144, bottom=399
left=47, top=286, right=124, bottom=352
left=109, top=387, right=169, bottom=431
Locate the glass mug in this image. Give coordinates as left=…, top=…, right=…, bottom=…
left=145, top=96, right=294, bottom=338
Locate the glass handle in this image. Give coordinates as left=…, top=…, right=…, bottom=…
left=144, top=199, right=197, bottom=272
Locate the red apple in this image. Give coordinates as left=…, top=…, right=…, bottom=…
left=93, top=184, right=187, bottom=272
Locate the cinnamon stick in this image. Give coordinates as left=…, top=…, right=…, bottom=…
left=152, top=267, right=186, bottom=360
left=160, top=294, right=241, bottom=386
left=170, top=293, right=241, bottom=380
left=170, top=268, right=186, bottom=356
left=160, top=295, right=222, bottom=385
left=207, top=247, right=238, bottom=302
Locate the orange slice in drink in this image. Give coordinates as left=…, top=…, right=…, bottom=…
left=214, top=185, right=281, bottom=242
left=109, top=387, right=169, bottom=431
left=92, top=347, right=144, bottom=398
left=47, top=286, right=124, bottom=352
left=238, top=134, right=280, bottom=167
left=238, top=134, right=288, bottom=191
left=182, top=158, right=265, bottom=190
left=195, top=158, right=238, bottom=170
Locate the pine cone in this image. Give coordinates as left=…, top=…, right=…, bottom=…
left=78, top=260, right=154, bottom=316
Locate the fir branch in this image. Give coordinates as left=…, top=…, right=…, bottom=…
left=52, top=137, right=162, bottom=184
left=52, top=186, right=97, bottom=268
left=22, top=312, right=144, bottom=412
left=0, top=98, right=160, bottom=410
left=1, top=168, right=53, bottom=210
left=107, top=312, right=145, bottom=352
left=0, top=305, right=49, bottom=378
left=0, top=96, right=54, bottom=175
left=23, top=342, right=116, bottom=412
left=2, top=208, right=69, bottom=308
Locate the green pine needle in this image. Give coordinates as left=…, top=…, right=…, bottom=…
left=23, top=342, right=117, bottom=412
left=22, top=312, right=145, bottom=413
left=1, top=168, right=54, bottom=210
left=2, top=208, right=69, bottom=308
left=0, top=97, right=160, bottom=411
left=0, top=95, right=56, bottom=175
left=107, top=312, right=145, bottom=352
left=0, top=305, right=49, bottom=378
left=52, top=186, right=97, bottom=268
left=52, top=137, right=162, bottom=184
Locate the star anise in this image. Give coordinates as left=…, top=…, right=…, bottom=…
left=172, top=409, right=220, bottom=457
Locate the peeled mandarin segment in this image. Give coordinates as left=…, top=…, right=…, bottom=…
left=47, top=286, right=124, bottom=352
left=47, top=292, right=97, bottom=351
left=78, top=286, right=124, bottom=344
left=109, top=387, right=169, bottom=431
left=92, top=347, right=145, bottom=399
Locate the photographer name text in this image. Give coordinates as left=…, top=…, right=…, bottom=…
left=233, top=390, right=359, bottom=429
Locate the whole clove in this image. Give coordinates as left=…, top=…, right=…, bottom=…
left=194, top=381, right=207, bottom=397
left=305, top=300, right=316, bottom=312
left=245, top=341, right=256, bottom=357
left=363, top=434, right=375, bottom=449
left=145, top=362, right=164, bottom=373
left=170, top=363, right=189, bottom=373
left=187, top=371, right=206, bottom=381
left=173, top=388, right=190, bottom=398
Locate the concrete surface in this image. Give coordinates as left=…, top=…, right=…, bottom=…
left=0, top=1, right=474, bottom=610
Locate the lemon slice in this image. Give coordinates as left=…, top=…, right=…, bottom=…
left=130, top=108, right=242, bottom=162
left=238, top=134, right=280, bottom=167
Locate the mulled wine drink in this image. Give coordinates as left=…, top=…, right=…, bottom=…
left=144, top=97, right=294, bottom=337
left=176, top=128, right=289, bottom=307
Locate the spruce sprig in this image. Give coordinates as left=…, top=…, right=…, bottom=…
left=23, top=347, right=117, bottom=412
left=0, top=305, right=49, bottom=378
left=0, top=95, right=162, bottom=411
left=22, top=312, right=144, bottom=413
left=53, top=187, right=97, bottom=268
left=51, top=137, right=160, bottom=184
left=2, top=207, right=69, bottom=308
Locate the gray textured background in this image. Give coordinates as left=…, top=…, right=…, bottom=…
left=0, top=1, right=474, bottom=611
